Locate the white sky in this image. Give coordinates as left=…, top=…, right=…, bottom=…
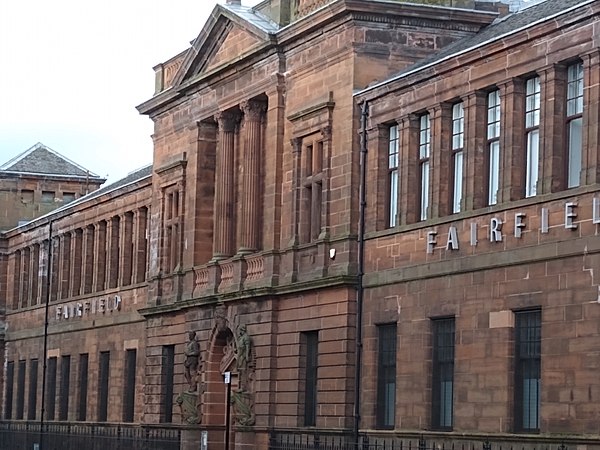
left=0, top=0, right=261, bottom=184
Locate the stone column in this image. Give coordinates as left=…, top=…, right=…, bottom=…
left=20, top=247, right=30, bottom=307
left=134, top=207, right=148, bottom=284
left=120, top=212, right=134, bottom=286
left=59, top=234, right=71, bottom=300
left=539, top=64, right=567, bottom=194
left=462, top=91, right=488, bottom=211
left=430, top=104, right=452, bottom=218
left=399, top=114, right=420, bottom=225
left=82, top=225, right=95, bottom=294
left=107, top=216, right=120, bottom=289
left=499, top=79, right=525, bottom=202
left=70, top=229, right=83, bottom=298
left=94, top=221, right=107, bottom=292
left=31, top=244, right=40, bottom=305
left=238, top=100, right=266, bottom=253
left=212, top=111, right=239, bottom=260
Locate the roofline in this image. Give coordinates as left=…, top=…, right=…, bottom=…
left=354, top=0, right=595, bottom=99
left=0, top=170, right=106, bottom=182
left=0, top=142, right=102, bottom=177
left=2, top=169, right=152, bottom=235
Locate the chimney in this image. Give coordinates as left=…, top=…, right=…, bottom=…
left=226, top=0, right=241, bottom=5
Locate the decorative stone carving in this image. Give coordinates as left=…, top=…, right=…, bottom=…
left=184, top=331, right=200, bottom=392
left=176, top=391, right=200, bottom=425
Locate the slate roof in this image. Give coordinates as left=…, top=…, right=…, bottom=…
left=357, top=0, right=592, bottom=96
left=0, top=142, right=103, bottom=179
left=222, top=3, right=279, bottom=33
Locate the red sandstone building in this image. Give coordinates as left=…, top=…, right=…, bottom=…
left=1, top=0, right=600, bottom=449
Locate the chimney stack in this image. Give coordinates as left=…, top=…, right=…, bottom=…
left=226, top=0, right=241, bottom=5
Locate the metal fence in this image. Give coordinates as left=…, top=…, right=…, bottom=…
left=269, top=431, right=570, bottom=450
left=0, top=422, right=181, bottom=450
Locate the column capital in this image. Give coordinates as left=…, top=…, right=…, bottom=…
left=240, top=99, right=267, bottom=122
left=290, top=137, right=303, bottom=153
left=214, top=110, right=240, bottom=133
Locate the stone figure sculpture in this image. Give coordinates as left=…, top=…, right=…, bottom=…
left=184, top=331, right=200, bottom=392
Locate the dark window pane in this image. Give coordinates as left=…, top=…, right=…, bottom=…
left=78, top=354, right=89, bottom=421
left=59, top=355, right=71, bottom=420
left=16, top=360, right=26, bottom=420
left=303, top=331, right=319, bottom=427
left=97, top=352, right=110, bottom=422
left=161, top=346, right=175, bottom=423
left=5, top=361, right=14, bottom=419
left=27, top=359, right=38, bottom=420
left=123, top=349, right=137, bottom=422
left=46, top=357, right=57, bottom=420
left=432, top=318, right=455, bottom=430
left=514, top=309, right=541, bottom=432
left=376, top=324, right=396, bottom=429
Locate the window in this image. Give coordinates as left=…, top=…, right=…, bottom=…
left=301, top=331, right=319, bottom=426
left=46, top=357, right=57, bottom=420
left=451, top=103, right=464, bottom=213
left=77, top=354, right=89, bottom=421
left=376, top=324, right=396, bottom=429
left=41, top=191, right=55, bottom=203
left=514, top=309, right=541, bottom=432
left=566, top=62, right=584, bottom=188
left=27, top=359, right=38, bottom=420
left=16, top=360, right=25, bottom=420
left=301, top=140, right=324, bottom=242
left=5, top=361, right=14, bottom=420
left=97, top=352, right=110, bottom=422
left=160, top=345, right=175, bottom=423
left=432, top=318, right=455, bottom=430
left=20, top=189, right=34, bottom=203
left=63, top=192, right=76, bottom=203
left=525, top=77, right=541, bottom=197
left=419, top=114, right=431, bottom=221
left=487, top=90, right=501, bottom=205
left=59, top=355, right=71, bottom=420
left=388, top=125, right=400, bottom=227
left=164, top=190, right=181, bottom=272
left=123, top=349, right=137, bottom=422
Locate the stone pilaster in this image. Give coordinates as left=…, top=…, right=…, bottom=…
left=238, top=100, right=267, bottom=254
left=82, top=225, right=95, bottom=294
left=430, top=104, right=452, bottom=218
left=499, top=78, right=525, bottom=202
left=399, top=114, right=420, bottom=225
left=70, top=230, right=83, bottom=298
left=582, top=50, right=600, bottom=185
left=212, top=111, right=239, bottom=260
left=120, top=212, right=134, bottom=287
left=462, top=91, right=488, bottom=210
left=539, top=64, right=567, bottom=194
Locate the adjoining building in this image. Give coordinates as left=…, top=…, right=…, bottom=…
left=1, top=0, right=600, bottom=449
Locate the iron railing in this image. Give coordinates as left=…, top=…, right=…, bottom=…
left=269, top=431, right=570, bottom=450
left=0, top=421, right=181, bottom=450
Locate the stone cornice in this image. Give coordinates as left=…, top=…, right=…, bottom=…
left=139, top=275, right=357, bottom=317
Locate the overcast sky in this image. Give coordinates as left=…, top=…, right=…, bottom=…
left=0, top=0, right=261, bottom=184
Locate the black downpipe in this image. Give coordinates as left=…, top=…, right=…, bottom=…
left=354, top=101, right=369, bottom=448
left=39, top=220, right=54, bottom=450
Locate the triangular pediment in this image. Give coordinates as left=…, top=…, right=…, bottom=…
left=171, top=5, right=276, bottom=88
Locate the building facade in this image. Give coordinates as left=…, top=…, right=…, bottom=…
left=1, top=0, right=600, bottom=449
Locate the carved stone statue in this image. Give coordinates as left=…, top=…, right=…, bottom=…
left=184, top=331, right=200, bottom=392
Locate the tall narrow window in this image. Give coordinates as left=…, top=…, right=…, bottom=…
left=123, top=349, right=137, bottom=422
left=302, top=331, right=319, bottom=427
left=77, top=354, right=89, bottom=421
left=514, top=309, right=541, bottom=432
left=419, top=114, right=431, bottom=221
left=97, top=352, right=110, bottom=422
left=16, top=360, right=25, bottom=420
left=46, top=357, right=57, bottom=420
left=5, top=361, right=14, bottom=419
left=525, top=77, right=541, bottom=197
left=59, top=355, right=71, bottom=420
left=432, top=318, right=455, bottom=430
left=566, top=62, right=584, bottom=188
left=451, top=103, right=464, bottom=213
left=376, top=324, right=396, bottom=429
left=300, top=139, right=324, bottom=242
left=27, top=359, right=38, bottom=420
left=388, top=125, right=400, bottom=227
left=487, top=90, right=501, bottom=205
left=160, top=345, right=175, bottom=423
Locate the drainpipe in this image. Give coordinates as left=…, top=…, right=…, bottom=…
left=354, top=100, right=369, bottom=448
left=39, top=220, right=53, bottom=450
